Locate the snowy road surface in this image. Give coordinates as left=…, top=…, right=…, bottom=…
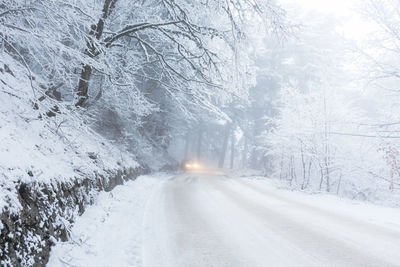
left=49, top=173, right=400, bottom=267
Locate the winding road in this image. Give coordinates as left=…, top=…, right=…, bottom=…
left=143, top=173, right=400, bottom=267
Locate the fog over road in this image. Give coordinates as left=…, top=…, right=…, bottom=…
left=143, top=173, right=400, bottom=267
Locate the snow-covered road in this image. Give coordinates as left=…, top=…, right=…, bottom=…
left=144, top=173, right=400, bottom=267
left=49, top=173, right=400, bottom=267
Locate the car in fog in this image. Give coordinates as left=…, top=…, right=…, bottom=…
left=181, top=159, right=203, bottom=172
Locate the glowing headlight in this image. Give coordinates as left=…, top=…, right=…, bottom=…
left=185, top=163, right=192, bottom=168
left=193, top=163, right=199, bottom=168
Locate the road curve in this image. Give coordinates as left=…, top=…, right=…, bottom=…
left=143, top=173, right=400, bottom=267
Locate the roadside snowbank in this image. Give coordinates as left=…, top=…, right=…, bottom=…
left=236, top=176, right=400, bottom=227
left=237, top=172, right=400, bottom=207
left=47, top=174, right=167, bottom=267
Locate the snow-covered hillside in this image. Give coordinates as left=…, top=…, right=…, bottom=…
left=0, top=52, right=139, bottom=211
left=0, top=54, right=143, bottom=266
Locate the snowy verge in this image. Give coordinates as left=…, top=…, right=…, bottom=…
left=235, top=176, right=400, bottom=226
left=236, top=171, right=400, bottom=207
left=47, top=174, right=168, bottom=267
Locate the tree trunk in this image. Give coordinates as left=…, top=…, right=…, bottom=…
left=242, top=136, right=248, bottom=168
left=218, top=123, right=231, bottom=168
left=75, top=0, right=116, bottom=107
left=300, top=143, right=306, bottom=190
left=336, top=172, right=342, bottom=195
left=319, top=163, right=324, bottom=191
left=279, top=153, right=284, bottom=180
left=325, top=162, right=331, bottom=192
left=289, top=155, right=297, bottom=186
left=323, top=95, right=331, bottom=192
left=0, top=33, right=4, bottom=53
left=230, top=130, right=235, bottom=169
left=76, top=64, right=92, bottom=107
left=249, top=148, right=258, bottom=169
left=196, top=126, right=203, bottom=160
left=184, top=132, right=190, bottom=160
left=305, top=160, right=312, bottom=188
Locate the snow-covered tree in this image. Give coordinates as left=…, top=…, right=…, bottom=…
left=1, top=0, right=289, bottom=164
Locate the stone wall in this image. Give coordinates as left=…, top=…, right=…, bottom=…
left=0, top=166, right=149, bottom=266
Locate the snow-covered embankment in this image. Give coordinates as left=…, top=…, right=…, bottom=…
left=47, top=174, right=166, bottom=267
left=0, top=54, right=147, bottom=266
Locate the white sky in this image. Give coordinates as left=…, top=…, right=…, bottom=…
left=280, top=0, right=356, bottom=15
left=279, top=0, right=375, bottom=42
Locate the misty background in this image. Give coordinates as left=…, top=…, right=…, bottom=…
left=2, top=0, right=400, bottom=201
